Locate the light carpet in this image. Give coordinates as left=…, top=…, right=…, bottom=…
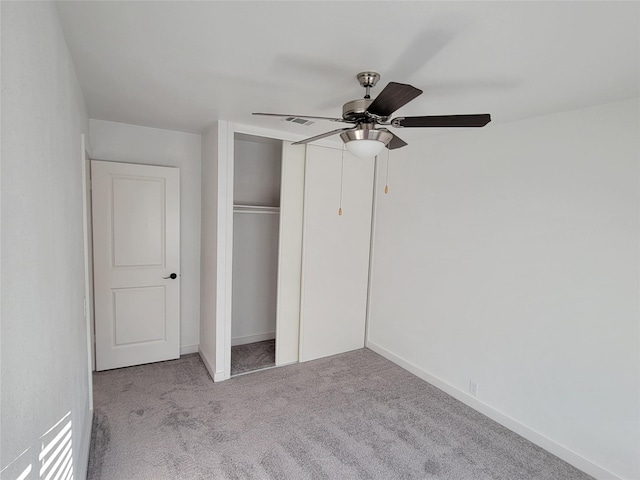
left=87, top=349, right=592, bottom=480
left=231, top=339, right=276, bottom=375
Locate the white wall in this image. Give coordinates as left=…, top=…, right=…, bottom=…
left=1, top=2, right=92, bottom=478
left=231, top=134, right=282, bottom=345
left=233, top=134, right=282, bottom=207
left=200, top=121, right=231, bottom=381
left=231, top=213, right=279, bottom=345
left=367, top=99, right=639, bottom=479
left=89, top=119, right=201, bottom=354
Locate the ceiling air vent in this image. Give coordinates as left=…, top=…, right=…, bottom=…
left=284, top=117, right=314, bottom=126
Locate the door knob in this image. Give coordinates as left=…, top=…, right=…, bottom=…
left=163, top=273, right=178, bottom=279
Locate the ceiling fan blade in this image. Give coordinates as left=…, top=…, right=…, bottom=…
left=366, top=82, right=423, bottom=118
left=393, top=114, right=491, bottom=128
left=291, top=127, right=356, bottom=145
left=386, top=133, right=408, bottom=150
left=253, top=112, right=347, bottom=123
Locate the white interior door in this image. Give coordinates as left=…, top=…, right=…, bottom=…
left=92, top=160, right=180, bottom=371
left=299, top=145, right=375, bottom=362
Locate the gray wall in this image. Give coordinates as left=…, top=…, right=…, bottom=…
left=1, top=2, right=92, bottom=478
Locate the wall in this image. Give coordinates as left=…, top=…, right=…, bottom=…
left=231, top=213, right=279, bottom=345
left=367, top=99, right=639, bottom=479
left=233, top=134, right=282, bottom=207
left=200, top=121, right=230, bottom=381
left=1, top=2, right=92, bottom=478
left=89, top=119, right=201, bottom=354
left=231, top=134, right=282, bottom=345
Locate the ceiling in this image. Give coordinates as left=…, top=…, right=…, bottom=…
left=55, top=1, right=639, bottom=143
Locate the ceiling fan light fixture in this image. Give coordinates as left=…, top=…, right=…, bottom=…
left=340, top=127, right=393, bottom=158
left=344, top=139, right=386, bottom=158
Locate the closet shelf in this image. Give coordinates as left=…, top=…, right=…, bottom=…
left=233, top=204, right=280, bottom=214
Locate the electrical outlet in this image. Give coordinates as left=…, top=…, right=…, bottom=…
left=469, top=380, right=478, bottom=397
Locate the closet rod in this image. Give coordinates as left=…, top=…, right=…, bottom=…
left=233, top=204, right=280, bottom=215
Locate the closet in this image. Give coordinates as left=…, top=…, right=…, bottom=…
left=199, top=122, right=376, bottom=381
left=231, top=133, right=282, bottom=375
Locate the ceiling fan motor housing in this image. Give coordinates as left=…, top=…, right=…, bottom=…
left=342, top=71, right=384, bottom=121
left=342, top=98, right=373, bottom=122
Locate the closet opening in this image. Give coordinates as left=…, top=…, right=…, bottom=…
left=231, top=133, right=283, bottom=376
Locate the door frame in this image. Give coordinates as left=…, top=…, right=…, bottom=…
left=81, top=133, right=94, bottom=409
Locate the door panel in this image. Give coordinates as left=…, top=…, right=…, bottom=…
left=113, top=286, right=166, bottom=345
left=112, top=176, right=165, bottom=266
left=299, top=145, right=375, bottom=362
left=92, top=160, right=180, bottom=371
left=275, top=142, right=306, bottom=366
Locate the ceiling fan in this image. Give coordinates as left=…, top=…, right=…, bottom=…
left=253, top=71, right=491, bottom=158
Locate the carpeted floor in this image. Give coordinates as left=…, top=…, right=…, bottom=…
left=231, top=339, right=276, bottom=375
left=87, top=349, right=592, bottom=480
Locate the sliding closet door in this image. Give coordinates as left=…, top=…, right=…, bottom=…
left=275, top=142, right=306, bottom=366
left=299, top=145, right=375, bottom=362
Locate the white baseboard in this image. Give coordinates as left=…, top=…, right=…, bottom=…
left=77, top=405, right=93, bottom=480
left=213, top=371, right=227, bottom=382
left=198, top=348, right=218, bottom=380
left=231, top=332, right=275, bottom=347
left=198, top=348, right=227, bottom=382
left=276, top=360, right=298, bottom=368
left=366, top=341, right=620, bottom=480
left=180, top=344, right=199, bottom=355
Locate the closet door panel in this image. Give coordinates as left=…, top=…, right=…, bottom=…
left=299, top=145, right=374, bottom=362
left=275, top=142, right=305, bottom=365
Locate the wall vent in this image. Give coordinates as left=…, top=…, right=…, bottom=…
left=284, top=117, right=314, bottom=126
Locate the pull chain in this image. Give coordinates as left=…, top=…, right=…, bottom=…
left=384, top=146, right=390, bottom=194
left=338, top=145, right=345, bottom=216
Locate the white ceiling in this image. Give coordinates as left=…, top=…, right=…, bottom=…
left=56, top=1, right=639, bottom=142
